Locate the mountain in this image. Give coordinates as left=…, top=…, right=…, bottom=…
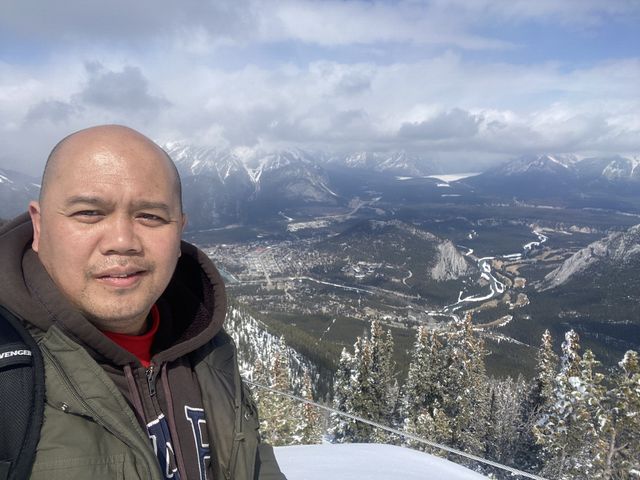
left=225, top=302, right=320, bottom=392
left=466, top=154, right=640, bottom=211
left=540, top=224, right=640, bottom=290
left=165, top=144, right=340, bottom=228
left=336, top=151, right=440, bottom=177
left=526, top=224, right=640, bottom=360
left=316, top=219, right=476, bottom=298
left=0, top=168, right=40, bottom=219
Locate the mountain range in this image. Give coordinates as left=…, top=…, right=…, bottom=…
left=1, top=149, right=639, bottom=226
left=465, top=154, right=640, bottom=210
left=540, top=224, right=640, bottom=291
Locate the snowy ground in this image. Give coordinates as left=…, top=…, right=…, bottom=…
left=274, top=443, right=488, bottom=479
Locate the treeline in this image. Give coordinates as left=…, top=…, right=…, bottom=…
left=254, top=314, right=639, bottom=479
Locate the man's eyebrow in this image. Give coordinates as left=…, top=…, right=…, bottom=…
left=63, top=197, right=173, bottom=215
left=131, top=200, right=173, bottom=214
left=64, top=195, right=108, bottom=207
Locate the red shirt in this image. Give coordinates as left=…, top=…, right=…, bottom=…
left=102, top=305, right=160, bottom=367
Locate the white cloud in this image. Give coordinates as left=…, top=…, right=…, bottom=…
left=0, top=1, right=638, bottom=174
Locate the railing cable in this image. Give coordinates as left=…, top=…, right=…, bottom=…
left=245, top=379, right=548, bottom=480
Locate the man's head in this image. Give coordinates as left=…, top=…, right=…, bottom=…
left=29, top=125, right=186, bottom=334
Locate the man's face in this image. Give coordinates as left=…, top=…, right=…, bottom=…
left=29, top=130, right=185, bottom=334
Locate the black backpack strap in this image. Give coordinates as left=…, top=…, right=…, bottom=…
left=0, top=306, right=45, bottom=480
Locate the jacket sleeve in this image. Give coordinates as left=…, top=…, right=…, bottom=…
left=256, top=443, right=288, bottom=480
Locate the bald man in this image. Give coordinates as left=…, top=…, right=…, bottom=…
left=0, top=126, right=286, bottom=480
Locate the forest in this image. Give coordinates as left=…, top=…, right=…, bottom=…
left=248, top=313, right=640, bottom=480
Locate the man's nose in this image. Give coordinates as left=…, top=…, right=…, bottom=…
left=99, top=215, right=142, bottom=255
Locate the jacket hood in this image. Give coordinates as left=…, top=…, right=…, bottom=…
left=0, top=213, right=227, bottom=366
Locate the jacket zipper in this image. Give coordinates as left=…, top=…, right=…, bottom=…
left=41, top=345, right=158, bottom=479
left=146, top=362, right=159, bottom=397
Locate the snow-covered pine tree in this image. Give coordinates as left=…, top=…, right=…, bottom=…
left=257, top=336, right=300, bottom=446
left=402, top=326, right=450, bottom=451
left=368, top=322, right=399, bottom=443
left=330, top=348, right=357, bottom=442
left=484, top=376, right=527, bottom=469
left=349, top=333, right=376, bottom=442
left=535, top=330, right=607, bottom=479
left=439, top=312, right=489, bottom=457
left=514, top=329, right=558, bottom=472
left=295, top=371, right=324, bottom=444
left=597, top=350, right=640, bottom=479
left=330, top=320, right=397, bottom=443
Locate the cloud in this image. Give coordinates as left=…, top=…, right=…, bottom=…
left=0, top=0, right=254, bottom=48
left=24, top=100, right=79, bottom=124
left=398, top=109, right=483, bottom=140
left=76, top=62, right=170, bottom=113
left=0, top=1, right=638, bottom=175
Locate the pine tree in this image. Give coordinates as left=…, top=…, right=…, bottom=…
left=535, top=330, right=607, bottom=479
left=597, top=350, right=640, bottom=479
left=295, top=372, right=324, bottom=444
left=484, top=376, right=526, bottom=469
left=368, top=323, right=398, bottom=443
left=402, top=326, right=450, bottom=452
left=330, top=348, right=357, bottom=442
left=330, top=320, right=397, bottom=443
left=439, top=313, right=489, bottom=456
left=257, top=336, right=300, bottom=446
left=515, top=329, right=558, bottom=472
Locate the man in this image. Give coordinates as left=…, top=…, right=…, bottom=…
left=0, top=125, right=286, bottom=479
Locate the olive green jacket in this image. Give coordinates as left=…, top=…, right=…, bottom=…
left=0, top=214, right=285, bottom=480
left=30, top=322, right=283, bottom=480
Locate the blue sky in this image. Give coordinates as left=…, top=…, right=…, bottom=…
left=1, top=0, right=638, bottom=173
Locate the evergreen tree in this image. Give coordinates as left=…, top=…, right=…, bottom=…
left=257, top=337, right=300, bottom=446
left=484, top=376, right=526, bottom=469
left=402, top=326, right=450, bottom=451
left=330, top=320, right=397, bottom=443
left=368, top=323, right=398, bottom=443
left=330, top=348, right=357, bottom=442
left=295, top=372, right=324, bottom=444
left=515, top=329, right=558, bottom=472
left=439, top=313, right=489, bottom=456
left=535, top=331, right=607, bottom=479
left=597, top=350, right=640, bottom=479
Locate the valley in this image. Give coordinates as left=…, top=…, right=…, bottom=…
left=186, top=191, right=640, bottom=378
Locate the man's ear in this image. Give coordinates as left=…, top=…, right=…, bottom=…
left=178, top=213, right=187, bottom=258
left=180, top=213, right=188, bottom=233
left=28, top=201, right=42, bottom=252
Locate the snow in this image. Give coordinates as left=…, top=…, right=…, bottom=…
left=274, top=444, right=488, bottom=480
left=427, top=172, right=481, bottom=182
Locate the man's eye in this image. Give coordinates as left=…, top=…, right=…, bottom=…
left=72, top=210, right=103, bottom=219
left=69, top=210, right=104, bottom=224
left=138, top=213, right=169, bottom=225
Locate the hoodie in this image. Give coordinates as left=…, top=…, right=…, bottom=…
left=0, top=213, right=232, bottom=479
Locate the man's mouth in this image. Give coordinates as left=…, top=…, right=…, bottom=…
left=95, top=269, right=147, bottom=288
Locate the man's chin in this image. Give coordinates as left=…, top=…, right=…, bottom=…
left=84, top=306, right=152, bottom=334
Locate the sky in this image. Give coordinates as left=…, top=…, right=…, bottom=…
left=1, top=0, right=639, bottom=174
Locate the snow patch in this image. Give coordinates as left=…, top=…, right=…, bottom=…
left=274, top=444, right=488, bottom=480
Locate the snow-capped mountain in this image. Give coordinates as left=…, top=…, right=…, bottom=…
left=466, top=154, right=640, bottom=208
left=576, top=155, right=640, bottom=182
left=337, top=151, right=439, bottom=177
left=540, top=224, right=640, bottom=290
left=500, top=154, right=578, bottom=176
left=479, top=153, right=639, bottom=183
left=0, top=168, right=40, bottom=219
left=165, top=144, right=339, bottom=228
